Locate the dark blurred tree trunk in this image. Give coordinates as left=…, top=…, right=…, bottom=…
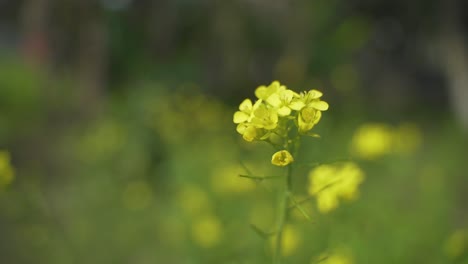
left=438, top=0, right=468, bottom=130
left=76, top=2, right=108, bottom=116
left=20, top=0, right=50, bottom=65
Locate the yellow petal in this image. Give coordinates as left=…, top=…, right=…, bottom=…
left=266, top=93, right=282, bottom=107
left=289, top=100, right=305, bottom=110
left=255, top=86, right=269, bottom=99
left=277, top=106, right=291, bottom=116
left=233, top=111, right=250, bottom=123
left=309, top=89, right=323, bottom=98
left=309, top=100, right=329, bottom=111
left=239, top=99, right=253, bottom=111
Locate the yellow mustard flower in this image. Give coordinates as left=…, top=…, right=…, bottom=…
left=308, top=162, right=364, bottom=213
left=298, top=107, right=322, bottom=133
left=233, top=98, right=261, bottom=124
left=255, top=81, right=286, bottom=100
left=0, top=151, right=14, bottom=188
left=250, top=102, right=279, bottom=130
left=266, top=89, right=303, bottom=116
left=236, top=122, right=261, bottom=142
left=350, top=123, right=393, bottom=160
left=294, top=89, right=329, bottom=111
left=191, top=214, right=223, bottom=248
left=271, top=150, right=294, bottom=167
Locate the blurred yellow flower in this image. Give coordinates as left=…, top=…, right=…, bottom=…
left=444, top=229, right=467, bottom=259
left=0, top=151, right=14, bottom=188
left=315, top=251, right=353, bottom=264
left=270, top=224, right=301, bottom=256
left=350, top=123, right=393, bottom=160
left=308, top=162, right=365, bottom=213
left=191, top=214, right=222, bottom=248
left=177, top=185, right=212, bottom=216
left=271, top=150, right=294, bottom=167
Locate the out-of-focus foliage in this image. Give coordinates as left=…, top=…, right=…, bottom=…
left=0, top=0, right=467, bottom=263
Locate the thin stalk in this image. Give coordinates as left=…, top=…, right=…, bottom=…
left=273, top=165, right=292, bottom=264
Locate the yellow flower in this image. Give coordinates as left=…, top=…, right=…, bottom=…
left=271, top=150, right=294, bottom=166
left=191, top=214, right=223, bottom=248
left=297, top=107, right=322, bottom=133
left=233, top=98, right=261, bottom=124
left=250, top=103, right=278, bottom=130
left=351, top=123, right=393, bottom=160
left=0, top=151, right=14, bottom=189
left=308, top=162, right=364, bottom=213
left=236, top=122, right=261, bottom=142
left=266, top=89, right=303, bottom=116
left=294, top=89, right=329, bottom=111
left=255, top=81, right=286, bottom=100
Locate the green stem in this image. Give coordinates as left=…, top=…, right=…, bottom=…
left=273, top=165, right=292, bottom=264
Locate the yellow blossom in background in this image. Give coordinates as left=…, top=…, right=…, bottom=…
left=315, top=251, right=353, bottom=264
left=0, top=151, right=14, bottom=189
left=271, top=150, right=294, bottom=167
left=177, top=184, right=212, bottom=217
left=444, top=229, right=467, bottom=259
left=191, top=214, right=222, bottom=248
left=350, top=123, right=393, bottom=160
left=308, top=162, right=365, bottom=213
left=210, top=164, right=256, bottom=194
left=270, top=224, right=301, bottom=256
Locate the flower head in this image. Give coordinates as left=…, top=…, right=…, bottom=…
left=233, top=81, right=328, bottom=143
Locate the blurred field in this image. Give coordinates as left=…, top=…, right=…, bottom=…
left=1, top=1, right=468, bottom=263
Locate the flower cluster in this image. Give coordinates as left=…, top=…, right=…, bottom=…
left=233, top=81, right=329, bottom=144
left=308, top=162, right=364, bottom=213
